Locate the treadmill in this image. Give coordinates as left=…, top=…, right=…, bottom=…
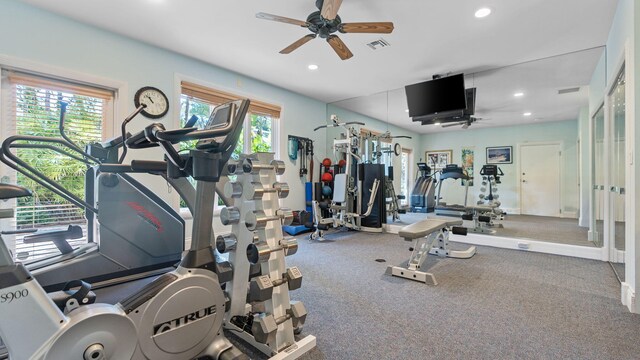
left=434, top=164, right=470, bottom=217
left=410, top=162, right=437, bottom=213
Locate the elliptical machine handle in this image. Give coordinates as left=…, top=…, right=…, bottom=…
left=62, top=280, right=93, bottom=305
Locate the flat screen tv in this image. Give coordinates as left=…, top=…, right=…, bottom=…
left=414, top=87, right=476, bottom=124
left=405, top=74, right=467, bottom=118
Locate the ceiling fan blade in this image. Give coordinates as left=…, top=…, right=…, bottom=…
left=256, top=12, right=309, bottom=27
left=340, top=22, right=394, bottom=34
left=441, top=122, right=464, bottom=128
left=280, top=34, right=317, bottom=54
left=321, top=0, right=343, bottom=20
left=327, top=35, right=353, bottom=60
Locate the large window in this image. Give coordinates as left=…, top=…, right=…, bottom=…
left=1, top=70, right=113, bottom=260
left=180, top=81, right=278, bottom=156
left=179, top=81, right=279, bottom=209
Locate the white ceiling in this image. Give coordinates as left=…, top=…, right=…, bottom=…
left=332, top=47, right=605, bottom=133
left=21, top=0, right=617, bottom=133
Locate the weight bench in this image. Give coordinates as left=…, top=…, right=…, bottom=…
left=463, top=204, right=503, bottom=234
left=386, top=219, right=475, bottom=285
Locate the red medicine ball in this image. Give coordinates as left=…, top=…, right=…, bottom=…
left=321, top=172, right=333, bottom=182
left=322, top=158, right=332, bottom=167
left=338, top=159, right=346, bottom=168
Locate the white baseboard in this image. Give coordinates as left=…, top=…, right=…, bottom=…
left=502, top=207, right=519, bottom=215
left=449, top=232, right=604, bottom=260
left=621, top=282, right=637, bottom=313
left=384, top=225, right=604, bottom=260
left=561, top=211, right=579, bottom=219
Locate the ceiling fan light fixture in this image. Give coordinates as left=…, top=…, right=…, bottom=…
left=475, top=7, right=492, bottom=18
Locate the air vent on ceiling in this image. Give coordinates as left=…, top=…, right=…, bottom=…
left=558, top=87, right=581, bottom=95
left=366, top=38, right=391, bottom=50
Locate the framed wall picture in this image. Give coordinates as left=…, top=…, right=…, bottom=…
left=461, top=147, right=474, bottom=186
left=425, top=150, right=453, bottom=171
left=486, top=146, right=513, bottom=164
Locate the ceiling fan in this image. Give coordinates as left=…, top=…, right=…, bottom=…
left=256, top=0, right=394, bottom=60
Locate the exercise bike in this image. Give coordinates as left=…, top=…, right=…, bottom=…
left=0, top=99, right=250, bottom=359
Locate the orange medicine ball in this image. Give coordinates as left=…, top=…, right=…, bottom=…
left=321, top=172, right=333, bottom=182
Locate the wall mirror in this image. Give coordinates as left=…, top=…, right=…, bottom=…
left=323, top=46, right=607, bottom=248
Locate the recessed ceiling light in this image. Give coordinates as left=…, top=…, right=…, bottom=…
left=434, top=122, right=441, bottom=126
left=308, top=64, right=318, bottom=70
left=475, top=7, right=492, bottom=18
left=514, top=92, right=524, bottom=97
left=405, top=109, right=409, bottom=113
left=523, top=112, right=532, bottom=116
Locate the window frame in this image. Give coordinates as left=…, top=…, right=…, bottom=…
left=0, top=57, right=125, bottom=260
left=400, top=148, right=414, bottom=205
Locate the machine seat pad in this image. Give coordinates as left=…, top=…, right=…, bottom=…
left=467, top=204, right=497, bottom=212
left=399, top=219, right=463, bottom=240
left=0, top=184, right=31, bottom=200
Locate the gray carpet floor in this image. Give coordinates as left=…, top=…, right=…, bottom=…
left=96, top=231, right=639, bottom=360
left=259, top=231, right=639, bottom=360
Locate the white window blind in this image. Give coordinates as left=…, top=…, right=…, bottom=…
left=2, top=70, right=113, bottom=261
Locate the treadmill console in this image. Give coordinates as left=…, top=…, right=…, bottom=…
left=480, top=165, right=498, bottom=176
left=195, top=102, right=234, bottom=150
left=417, top=162, right=432, bottom=176
left=443, top=164, right=463, bottom=174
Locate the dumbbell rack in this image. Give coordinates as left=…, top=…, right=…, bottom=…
left=220, top=152, right=316, bottom=359
left=476, top=174, right=504, bottom=229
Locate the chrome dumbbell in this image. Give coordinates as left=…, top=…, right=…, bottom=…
left=251, top=301, right=307, bottom=344
left=224, top=182, right=243, bottom=198
left=226, top=161, right=240, bottom=175
left=249, top=267, right=303, bottom=302
left=245, top=182, right=289, bottom=200
left=215, top=233, right=237, bottom=253
left=220, top=207, right=241, bottom=225
left=245, top=209, right=293, bottom=231
left=247, top=238, right=299, bottom=264
left=242, top=158, right=285, bottom=175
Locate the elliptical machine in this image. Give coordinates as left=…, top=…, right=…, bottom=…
left=0, top=103, right=185, bottom=291
left=0, top=99, right=251, bottom=359
left=410, top=162, right=436, bottom=213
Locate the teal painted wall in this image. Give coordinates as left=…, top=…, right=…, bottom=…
left=0, top=0, right=329, bottom=212
left=421, top=120, right=579, bottom=216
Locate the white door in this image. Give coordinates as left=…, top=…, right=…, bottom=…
left=520, top=144, right=561, bottom=216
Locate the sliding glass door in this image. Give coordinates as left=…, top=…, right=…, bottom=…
left=608, top=68, right=625, bottom=277
left=591, top=105, right=605, bottom=247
